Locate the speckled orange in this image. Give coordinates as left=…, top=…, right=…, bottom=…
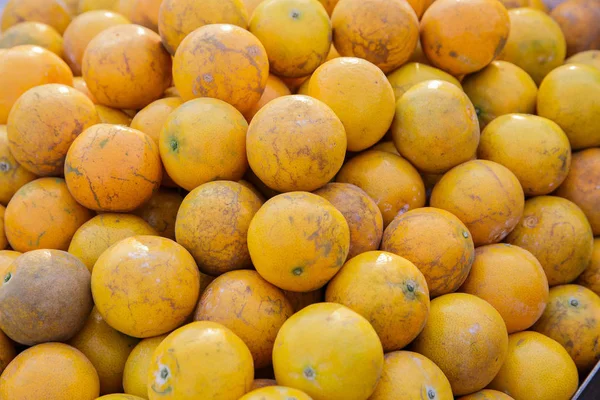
left=133, top=189, right=183, bottom=240
left=0, top=125, right=37, bottom=206
left=122, top=334, right=167, bottom=398
left=244, top=74, right=291, bottom=122
left=240, top=386, right=313, bottom=400
left=551, top=0, right=600, bottom=57
left=1, top=0, right=72, bottom=34
left=386, top=62, right=462, bottom=102
left=0, top=22, right=64, bottom=57
left=577, top=238, right=600, bottom=296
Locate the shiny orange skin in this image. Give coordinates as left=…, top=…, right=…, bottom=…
left=240, top=386, right=313, bottom=400
left=551, top=0, right=600, bottom=57
left=73, top=77, right=98, bottom=103
left=577, top=238, right=600, bottom=296
left=0, top=22, right=64, bottom=58
left=173, top=24, right=269, bottom=114
left=565, top=50, right=600, bottom=71
left=430, top=160, right=524, bottom=246
left=1, top=0, right=72, bottom=34
left=382, top=207, right=475, bottom=298
left=4, top=178, right=93, bottom=252
left=122, top=334, right=167, bottom=398
left=244, top=74, right=291, bottom=122
left=386, top=62, right=462, bottom=102
left=337, top=150, right=426, bottom=227
left=65, top=124, right=162, bottom=212
left=0, top=125, right=37, bottom=206
left=457, top=390, right=515, bottom=400
left=83, top=25, right=172, bottom=110
left=332, top=0, right=419, bottom=73
left=134, top=189, right=183, bottom=240
left=499, top=0, right=548, bottom=10
left=0, top=330, right=16, bottom=375
left=0, top=45, right=73, bottom=124
left=130, top=0, right=162, bottom=31
left=420, top=0, right=510, bottom=76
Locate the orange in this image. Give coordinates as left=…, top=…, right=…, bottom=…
left=420, top=0, right=510, bottom=76
left=457, top=389, right=515, bottom=400
left=0, top=330, right=16, bottom=375
left=95, top=105, right=133, bottom=125
left=392, top=80, right=479, bottom=174
left=148, top=321, right=254, bottom=400
left=134, top=189, right=183, bottom=240
left=0, top=125, right=37, bottom=205
left=337, top=150, right=426, bottom=227
left=251, top=379, right=278, bottom=390
left=499, top=8, right=566, bottom=85
left=326, top=251, right=429, bottom=351
left=173, top=24, right=269, bottom=114
left=4, top=178, right=93, bottom=252
left=408, top=39, right=431, bottom=65
left=0, top=250, right=20, bottom=277
left=386, top=62, right=462, bottom=102
left=537, top=64, right=600, bottom=149
left=308, top=57, right=396, bottom=151
left=0, top=45, right=73, bottom=124
left=318, top=0, right=340, bottom=15
left=488, top=331, right=578, bottom=400
left=0, top=22, right=63, bottom=58
left=506, top=196, right=594, bottom=286
left=577, top=238, right=600, bottom=296
left=369, top=351, right=453, bottom=400
left=243, top=169, right=281, bottom=200
left=0, top=206, right=6, bottom=249
left=129, top=0, right=162, bottom=31
left=65, top=124, right=162, bottom=212
left=63, top=10, right=131, bottom=77
left=332, top=0, right=419, bottom=73
left=176, top=181, right=263, bottom=276
left=78, top=0, right=121, bottom=13
left=73, top=77, right=98, bottom=103
left=70, top=308, right=139, bottom=394
left=123, top=334, right=168, bottom=398
left=565, top=50, right=600, bottom=71
left=1, top=0, right=71, bottom=34
left=97, top=395, right=146, bottom=400
left=240, top=386, right=313, bottom=400
left=478, top=114, right=571, bottom=196
left=162, top=86, right=180, bottom=98
left=83, top=25, right=171, bottom=110
left=532, top=284, right=600, bottom=372
left=411, top=293, right=508, bottom=396
left=92, top=235, right=201, bottom=338
left=282, top=288, right=325, bottom=312
left=550, top=0, right=600, bottom=57
left=243, top=74, right=291, bottom=122
left=499, top=0, right=548, bottom=10
left=273, top=303, right=383, bottom=400
left=382, top=207, right=474, bottom=298
left=279, top=75, right=310, bottom=92
left=7, top=84, right=99, bottom=176
left=247, top=95, right=346, bottom=192
left=0, top=343, right=99, bottom=400
left=314, top=183, right=383, bottom=259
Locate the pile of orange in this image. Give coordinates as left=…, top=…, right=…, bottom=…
left=0, top=0, right=599, bottom=399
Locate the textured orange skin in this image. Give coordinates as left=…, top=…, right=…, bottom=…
left=7, top=84, right=99, bottom=176
left=577, top=239, right=600, bottom=296
left=1, top=0, right=71, bottom=34
left=130, top=0, right=162, bottom=31
left=4, top=178, right=93, bottom=252
left=0, top=22, right=64, bottom=58
left=95, top=105, right=132, bottom=125
left=240, top=386, right=313, bottom=400
left=308, top=57, right=395, bottom=152
left=386, top=62, right=462, bottom=102
left=506, top=196, right=594, bottom=286
left=0, top=206, right=6, bottom=250
left=244, top=74, right=291, bottom=122
left=248, top=192, right=350, bottom=292
left=0, top=343, right=99, bottom=400
left=282, top=288, right=325, bottom=312
left=134, top=189, right=183, bottom=240
left=0, top=125, right=37, bottom=205
left=247, top=95, right=346, bottom=192
left=499, top=8, right=566, bottom=85
left=148, top=321, right=254, bottom=400
left=83, top=25, right=172, bottom=110
left=273, top=303, right=383, bottom=400
left=458, top=389, right=515, bottom=400
left=488, top=331, right=578, bottom=400
left=460, top=244, right=549, bottom=333
left=411, top=293, right=508, bottom=396
left=65, top=124, right=162, bottom=212
left=251, top=379, right=278, bottom=390
left=551, top=0, right=600, bottom=57
left=430, top=160, right=524, bottom=246
left=382, top=207, right=475, bottom=298
left=63, top=11, right=131, bottom=76
left=314, top=183, right=383, bottom=259
left=326, top=251, right=429, bottom=351
left=159, top=98, right=248, bottom=191
left=73, top=77, right=98, bottom=103
left=392, top=80, right=479, bottom=174
left=173, top=24, right=269, bottom=114
left=369, top=351, right=454, bottom=400
left=566, top=50, right=600, bottom=71
left=0, top=45, right=73, bottom=124
left=420, top=0, right=510, bottom=76
left=332, top=0, right=419, bottom=73
left=499, top=0, right=548, bottom=10
left=123, top=335, right=167, bottom=398
left=0, top=330, right=15, bottom=375
left=69, top=308, right=139, bottom=395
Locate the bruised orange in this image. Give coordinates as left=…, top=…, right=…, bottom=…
left=122, top=334, right=168, bottom=398
left=240, top=386, right=313, bottom=400
left=577, top=238, right=600, bottom=296
left=0, top=125, right=36, bottom=206
left=243, top=74, right=291, bottom=122
left=1, top=0, right=72, bottom=34
left=550, top=0, right=600, bottom=57
left=386, top=62, right=462, bottom=102
left=0, top=22, right=64, bottom=58
left=134, top=189, right=183, bottom=240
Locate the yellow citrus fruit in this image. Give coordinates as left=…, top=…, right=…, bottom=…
left=457, top=389, right=515, bottom=400
left=1, top=0, right=72, bottom=34
left=577, top=238, right=600, bottom=296
left=0, top=125, right=37, bottom=206
left=133, top=189, right=184, bottom=240
left=95, top=105, right=132, bottom=125
left=239, top=386, right=313, bottom=400
left=0, top=329, right=16, bottom=375
left=123, top=334, right=168, bottom=398
left=0, top=206, right=6, bottom=250
left=0, top=22, right=64, bottom=58
left=243, top=74, right=292, bottom=122
left=386, top=62, right=462, bottom=102
left=565, top=50, right=600, bottom=71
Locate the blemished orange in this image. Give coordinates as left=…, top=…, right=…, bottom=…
left=550, top=0, right=600, bottom=57
left=499, top=0, right=548, bottom=10
left=386, top=62, right=462, bottom=102
left=332, top=0, right=419, bottom=73
left=382, top=207, right=475, bottom=298
left=532, top=284, right=600, bottom=372
left=369, top=351, right=454, bottom=400
left=129, top=0, right=162, bottom=31
left=63, top=10, right=131, bottom=76
left=83, top=25, right=172, bottom=110
left=0, top=126, right=36, bottom=206
left=1, top=0, right=71, bottom=34
left=0, top=343, right=99, bottom=400
left=457, top=390, right=515, bottom=400
left=73, top=77, right=98, bottom=104
left=488, top=331, right=578, bottom=400
left=460, top=244, right=549, bottom=333
left=148, top=321, right=254, bottom=400
left=0, top=22, right=64, bottom=58
left=247, top=95, right=346, bottom=192
left=240, top=386, right=313, bottom=400
left=411, top=293, right=508, bottom=396
left=0, top=330, right=16, bottom=375
left=506, top=196, right=594, bottom=286
left=243, top=74, right=291, bottom=122
left=134, top=189, right=183, bottom=240
left=95, top=105, right=133, bottom=125
left=392, top=80, right=480, bottom=174
left=478, top=114, right=571, bottom=196
left=123, top=334, right=168, bottom=398
left=577, top=238, right=600, bottom=296
left=420, top=0, right=510, bottom=76
left=4, top=178, right=93, bottom=252
left=337, top=150, right=426, bottom=227
left=326, top=251, right=429, bottom=351
left=173, top=24, right=269, bottom=114
left=7, top=84, right=99, bottom=176
left=565, top=50, right=600, bottom=71
left=273, top=303, right=384, bottom=400
left=308, top=57, right=396, bottom=152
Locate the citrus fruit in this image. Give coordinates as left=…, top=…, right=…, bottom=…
left=499, top=0, right=547, bottom=10
left=565, top=50, right=600, bottom=71
left=1, top=0, right=72, bottom=34
left=386, top=62, right=462, bottom=102
left=133, top=189, right=183, bottom=240
left=550, top=0, right=600, bottom=57
left=73, top=77, right=98, bottom=103
left=0, top=125, right=37, bottom=205
left=97, top=395, right=146, bottom=400
left=240, top=386, right=313, bottom=400
left=317, top=0, right=340, bottom=15
left=0, top=330, right=15, bottom=375
left=457, top=389, right=515, bottom=400
left=0, top=22, right=64, bottom=57
left=251, top=379, right=278, bottom=390
left=243, top=74, right=292, bottom=122
left=283, top=288, right=325, bottom=312
left=95, top=105, right=133, bottom=125
left=0, top=251, right=20, bottom=277
left=123, top=334, right=168, bottom=398
left=0, top=207, right=6, bottom=250
left=129, top=0, right=162, bottom=31
left=577, top=238, right=600, bottom=296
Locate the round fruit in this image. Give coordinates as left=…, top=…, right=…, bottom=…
left=148, top=321, right=254, bottom=400
left=134, top=189, right=183, bottom=239
left=565, top=50, right=600, bottom=71
left=0, top=125, right=37, bottom=205
left=92, top=235, right=201, bottom=338
left=500, top=0, right=547, bottom=9
left=97, top=395, right=146, bottom=400
left=457, top=389, right=515, bottom=400
left=131, top=97, right=184, bottom=148
left=251, top=379, right=278, bottom=390
left=243, top=74, right=292, bottom=122
left=488, top=331, right=578, bottom=400
left=0, top=251, right=20, bottom=277
left=0, top=206, right=7, bottom=250
left=240, top=386, right=313, bottom=400
left=0, top=22, right=64, bottom=57
left=506, top=196, right=593, bottom=286
left=0, top=250, right=93, bottom=345
left=73, top=77, right=98, bottom=104
left=550, top=0, right=600, bottom=57
left=247, top=95, right=346, bottom=192
left=95, top=105, right=133, bottom=125
left=123, top=335, right=167, bottom=398
left=411, top=293, right=508, bottom=396
left=273, top=303, right=384, bottom=400
left=283, top=288, right=325, bottom=312
left=129, top=0, right=161, bottom=31
left=0, top=330, right=16, bottom=375
left=577, top=238, right=600, bottom=296
left=386, top=62, right=462, bottom=102
left=1, top=0, right=71, bottom=34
